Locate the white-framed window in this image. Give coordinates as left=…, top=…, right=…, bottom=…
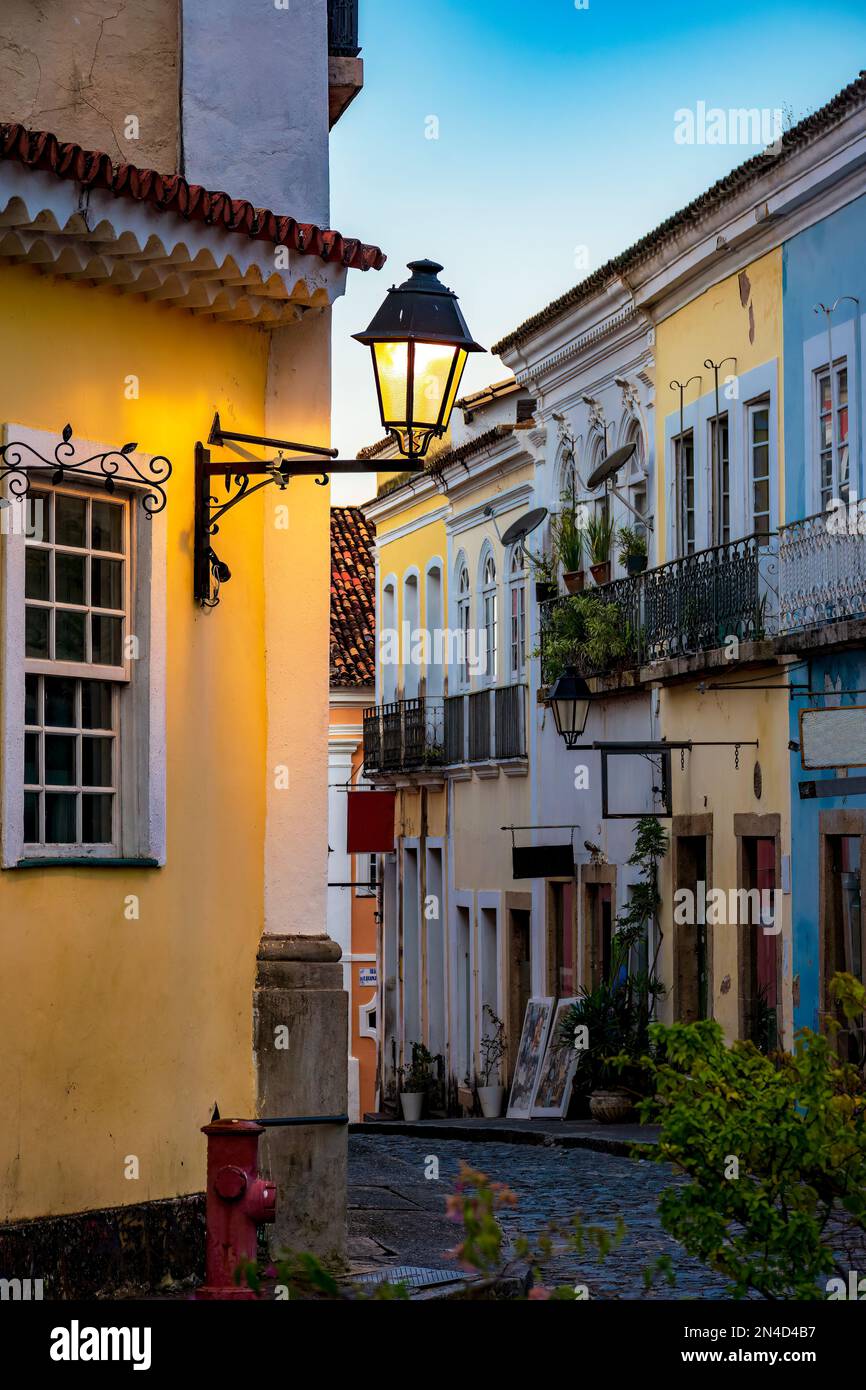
left=508, top=547, right=526, bottom=677
left=481, top=551, right=498, bottom=684
left=709, top=413, right=730, bottom=547
left=1, top=425, right=166, bottom=866
left=817, top=360, right=849, bottom=510
left=456, top=560, right=471, bottom=689
left=355, top=852, right=378, bottom=897
left=675, top=430, right=696, bottom=555
left=748, top=398, right=771, bottom=541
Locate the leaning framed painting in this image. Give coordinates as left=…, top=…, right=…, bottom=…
left=530, top=997, right=579, bottom=1118
left=506, top=996, right=554, bottom=1119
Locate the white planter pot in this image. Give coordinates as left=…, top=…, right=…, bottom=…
left=478, top=1085, right=505, bottom=1119
left=399, top=1091, right=424, bottom=1122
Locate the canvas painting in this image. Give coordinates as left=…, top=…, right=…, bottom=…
left=530, top=997, right=580, bottom=1118
left=506, top=996, right=554, bottom=1119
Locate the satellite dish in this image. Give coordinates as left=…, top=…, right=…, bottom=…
left=586, top=441, right=636, bottom=492
left=501, top=507, right=548, bottom=548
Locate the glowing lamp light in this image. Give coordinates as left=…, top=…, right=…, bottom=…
left=353, top=259, right=484, bottom=463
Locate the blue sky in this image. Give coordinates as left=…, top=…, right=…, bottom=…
left=329, top=0, right=866, bottom=500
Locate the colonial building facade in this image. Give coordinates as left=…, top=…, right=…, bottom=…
left=363, top=71, right=866, bottom=1112
left=0, top=0, right=379, bottom=1290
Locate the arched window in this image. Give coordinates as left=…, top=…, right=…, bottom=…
left=508, top=547, right=526, bottom=677
left=456, top=561, right=471, bottom=689
left=480, top=550, right=498, bottom=684
left=625, top=418, right=650, bottom=545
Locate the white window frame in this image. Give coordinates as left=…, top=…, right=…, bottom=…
left=747, top=396, right=772, bottom=540
left=508, top=546, right=526, bottom=678
left=1, top=424, right=166, bottom=866
left=480, top=548, right=498, bottom=687
left=675, top=429, right=696, bottom=556
left=815, top=358, right=850, bottom=510
left=354, top=851, right=378, bottom=898
left=456, top=560, right=471, bottom=691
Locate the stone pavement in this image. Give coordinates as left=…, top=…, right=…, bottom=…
left=348, top=1132, right=734, bottom=1299
left=353, top=1116, right=659, bottom=1155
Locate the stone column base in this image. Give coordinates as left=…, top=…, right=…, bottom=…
left=253, top=934, right=347, bottom=1267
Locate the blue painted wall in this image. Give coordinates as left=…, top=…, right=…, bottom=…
left=783, top=193, right=866, bottom=1031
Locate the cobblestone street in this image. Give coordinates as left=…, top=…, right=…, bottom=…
left=349, top=1134, right=732, bottom=1299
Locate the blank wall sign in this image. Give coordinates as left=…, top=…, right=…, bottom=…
left=799, top=705, right=866, bottom=770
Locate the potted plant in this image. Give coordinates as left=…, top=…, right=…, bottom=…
left=398, top=1041, right=434, bottom=1122
left=552, top=481, right=586, bottom=594
left=585, top=511, right=614, bottom=586
left=529, top=550, right=558, bottom=604
left=477, top=1006, right=507, bottom=1117
left=616, top=525, right=648, bottom=576
left=553, top=512, right=584, bottom=593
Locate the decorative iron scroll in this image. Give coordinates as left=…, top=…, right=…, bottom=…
left=0, top=424, right=172, bottom=516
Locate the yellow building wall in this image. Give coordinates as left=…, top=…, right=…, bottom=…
left=653, top=249, right=789, bottom=1044
left=653, top=247, right=785, bottom=550
left=657, top=679, right=792, bottom=1044
left=0, top=262, right=321, bottom=1221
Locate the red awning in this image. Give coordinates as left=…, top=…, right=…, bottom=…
left=347, top=791, right=396, bottom=853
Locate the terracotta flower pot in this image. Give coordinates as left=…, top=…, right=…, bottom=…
left=589, top=1089, right=635, bottom=1124
left=563, top=569, right=585, bottom=594
left=589, top=561, right=611, bottom=586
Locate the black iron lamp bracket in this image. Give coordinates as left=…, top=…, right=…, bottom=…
left=0, top=425, right=172, bottom=516
left=196, top=414, right=413, bottom=607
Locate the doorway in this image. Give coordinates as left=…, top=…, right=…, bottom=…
left=506, top=905, right=531, bottom=1080
left=673, top=821, right=712, bottom=1022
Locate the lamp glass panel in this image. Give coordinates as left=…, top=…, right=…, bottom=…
left=372, top=341, right=410, bottom=425
left=411, top=343, right=461, bottom=427
left=440, top=348, right=468, bottom=426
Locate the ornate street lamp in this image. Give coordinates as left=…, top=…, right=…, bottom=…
left=549, top=666, right=592, bottom=749
left=353, top=259, right=484, bottom=462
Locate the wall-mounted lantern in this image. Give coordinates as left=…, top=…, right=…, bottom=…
left=194, top=258, right=483, bottom=606
left=353, top=259, right=484, bottom=462
left=549, top=666, right=592, bottom=749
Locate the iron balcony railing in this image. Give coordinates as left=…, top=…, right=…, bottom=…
left=443, top=684, right=527, bottom=764
left=328, top=0, right=360, bottom=56
left=539, top=533, right=776, bottom=684
left=778, top=508, right=866, bottom=632
left=363, top=697, right=444, bottom=775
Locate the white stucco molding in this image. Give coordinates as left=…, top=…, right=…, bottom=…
left=0, top=164, right=350, bottom=325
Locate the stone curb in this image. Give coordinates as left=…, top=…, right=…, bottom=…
left=350, top=1120, right=657, bottom=1157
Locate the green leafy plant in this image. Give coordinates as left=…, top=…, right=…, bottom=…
left=537, top=592, right=639, bottom=684
left=479, top=1006, right=508, bottom=1086
left=616, top=525, right=647, bottom=566
left=635, top=972, right=866, bottom=1300
left=559, top=817, right=668, bottom=1096
left=585, top=510, right=614, bottom=566
left=399, top=1040, right=436, bottom=1093
left=552, top=508, right=584, bottom=572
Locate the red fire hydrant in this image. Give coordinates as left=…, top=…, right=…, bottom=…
left=196, top=1118, right=277, bottom=1300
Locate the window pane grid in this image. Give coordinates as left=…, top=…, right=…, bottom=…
left=25, top=490, right=127, bottom=669
left=24, top=675, right=117, bottom=846
left=23, top=487, right=127, bottom=852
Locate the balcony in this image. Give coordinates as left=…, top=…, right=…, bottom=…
left=364, top=686, right=527, bottom=774
left=778, top=509, right=866, bottom=632
left=445, top=684, right=527, bottom=765
left=363, top=697, right=444, bottom=776
left=540, top=534, right=774, bottom=685
left=328, top=0, right=360, bottom=54
left=328, top=0, right=364, bottom=128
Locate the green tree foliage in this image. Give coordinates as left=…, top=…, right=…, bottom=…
left=637, top=974, right=866, bottom=1299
